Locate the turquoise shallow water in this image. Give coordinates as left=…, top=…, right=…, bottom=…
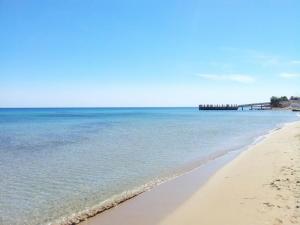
left=0, top=108, right=298, bottom=225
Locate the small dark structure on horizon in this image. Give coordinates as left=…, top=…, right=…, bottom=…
left=199, top=104, right=239, bottom=110
left=199, top=102, right=272, bottom=111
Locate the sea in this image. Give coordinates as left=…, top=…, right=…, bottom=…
left=0, top=108, right=298, bottom=225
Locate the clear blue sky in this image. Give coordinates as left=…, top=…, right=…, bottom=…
left=1, top=0, right=299, bottom=107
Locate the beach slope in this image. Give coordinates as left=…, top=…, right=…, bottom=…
left=159, top=122, right=300, bottom=225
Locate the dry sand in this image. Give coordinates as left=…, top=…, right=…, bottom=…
left=159, top=121, right=300, bottom=225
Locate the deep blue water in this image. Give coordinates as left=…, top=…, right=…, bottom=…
left=0, top=108, right=298, bottom=225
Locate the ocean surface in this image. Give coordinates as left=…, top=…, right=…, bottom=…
left=0, top=108, right=298, bottom=225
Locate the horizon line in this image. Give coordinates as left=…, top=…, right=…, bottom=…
left=0, top=106, right=199, bottom=109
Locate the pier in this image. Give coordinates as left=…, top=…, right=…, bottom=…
left=199, top=102, right=272, bottom=110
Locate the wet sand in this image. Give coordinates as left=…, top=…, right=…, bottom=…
left=80, top=148, right=241, bottom=225
left=81, top=121, right=300, bottom=225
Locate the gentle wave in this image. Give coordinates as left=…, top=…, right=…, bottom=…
left=49, top=177, right=172, bottom=225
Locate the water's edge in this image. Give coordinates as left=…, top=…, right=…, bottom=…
left=49, top=120, right=298, bottom=225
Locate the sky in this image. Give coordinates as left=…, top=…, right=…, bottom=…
left=0, top=0, right=300, bottom=107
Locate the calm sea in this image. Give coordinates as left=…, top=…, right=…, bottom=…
left=0, top=108, right=298, bottom=225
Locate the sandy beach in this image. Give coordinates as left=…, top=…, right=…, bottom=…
left=159, top=121, right=300, bottom=225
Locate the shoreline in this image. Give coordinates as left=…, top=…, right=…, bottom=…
left=159, top=120, right=300, bottom=225
left=79, top=146, right=242, bottom=225
left=72, top=121, right=300, bottom=225
left=53, top=142, right=243, bottom=225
